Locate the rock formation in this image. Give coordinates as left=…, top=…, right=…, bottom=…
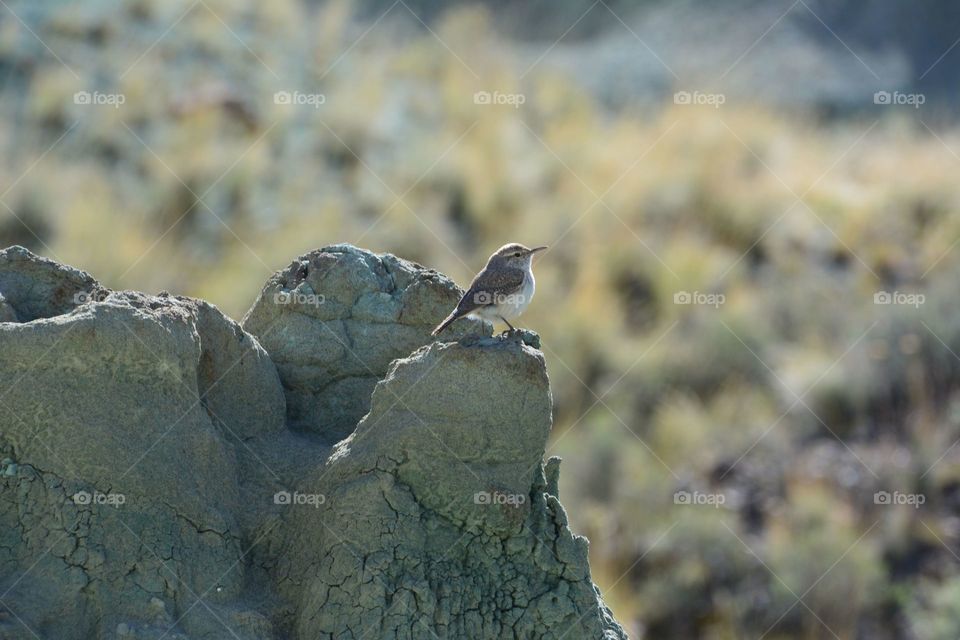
left=0, top=244, right=626, bottom=639
left=242, top=245, right=486, bottom=442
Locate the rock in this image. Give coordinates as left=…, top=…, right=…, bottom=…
left=277, top=338, right=627, bottom=639
left=0, top=286, right=286, bottom=513
left=0, top=293, right=17, bottom=322
left=0, top=245, right=626, bottom=639
left=242, top=243, right=489, bottom=441
left=191, top=297, right=288, bottom=441
left=0, top=246, right=286, bottom=640
left=0, top=245, right=105, bottom=322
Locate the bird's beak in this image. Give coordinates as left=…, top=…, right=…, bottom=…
left=527, top=246, right=548, bottom=255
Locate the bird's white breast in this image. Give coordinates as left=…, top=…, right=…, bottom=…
left=497, top=270, right=535, bottom=320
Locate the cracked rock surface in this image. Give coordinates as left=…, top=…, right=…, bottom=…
left=278, top=337, right=626, bottom=639
left=0, top=245, right=626, bottom=639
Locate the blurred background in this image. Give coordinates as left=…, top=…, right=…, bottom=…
left=3, top=0, right=960, bottom=637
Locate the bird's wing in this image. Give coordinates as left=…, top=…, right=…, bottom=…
left=454, top=267, right=526, bottom=315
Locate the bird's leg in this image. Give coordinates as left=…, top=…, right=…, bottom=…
left=499, top=315, right=516, bottom=336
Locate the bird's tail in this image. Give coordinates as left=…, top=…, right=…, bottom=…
left=431, top=311, right=460, bottom=336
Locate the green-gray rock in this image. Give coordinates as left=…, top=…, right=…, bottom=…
left=0, top=244, right=626, bottom=640
left=242, top=244, right=490, bottom=442
left=279, top=339, right=626, bottom=638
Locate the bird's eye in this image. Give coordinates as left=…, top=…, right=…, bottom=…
left=513, top=251, right=521, bottom=257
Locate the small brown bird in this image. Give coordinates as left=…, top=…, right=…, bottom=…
left=432, top=243, right=547, bottom=336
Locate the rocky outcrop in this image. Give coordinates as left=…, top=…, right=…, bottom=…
left=276, top=337, right=624, bottom=639
left=242, top=244, right=487, bottom=442
left=0, top=245, right=626, bottom=640
left=0, top=248, right=288, bottom=640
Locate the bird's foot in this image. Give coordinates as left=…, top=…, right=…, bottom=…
left=501, top=328, right=542, bottom=349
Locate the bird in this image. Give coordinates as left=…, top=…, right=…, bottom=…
left=432, top=243, right=547, bottom=336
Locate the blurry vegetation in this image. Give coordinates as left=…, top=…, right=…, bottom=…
left=908, top=576, right=960, bottom=640
left=3, top=0, right=960, bottom=637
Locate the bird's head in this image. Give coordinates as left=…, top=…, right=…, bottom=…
left=487, top=243, right=548, bottom=269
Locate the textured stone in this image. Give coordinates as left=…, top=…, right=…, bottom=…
left=278, top=335, right=627, bottom=639
left=0, top=247, right=286, bottom=640
left=0, top=245, right=625, bottom=640
left=242, top=244, right=489, bottom=441
left=0, top=245, right=104, bottom=321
